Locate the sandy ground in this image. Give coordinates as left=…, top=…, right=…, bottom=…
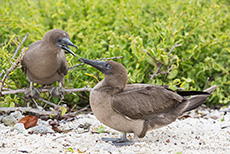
left=0, top=106, right=230, bottom=154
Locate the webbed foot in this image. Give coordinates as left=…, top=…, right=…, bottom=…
left=102, top=132, right=134, bottom=146
left=50, top=86, right=65, bottom=97
left=102, top=137, right=134, bottom=146
left=25, top=87, right=40, bottom=98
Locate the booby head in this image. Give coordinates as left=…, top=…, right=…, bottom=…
left=42, top=29, right=78, bottom=57
left=78, top=58, right=128, bottom=90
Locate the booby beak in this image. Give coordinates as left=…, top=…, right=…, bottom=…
left=78, top=58, right=112, bottom=75
left=56, top=38, right=78, bottom=57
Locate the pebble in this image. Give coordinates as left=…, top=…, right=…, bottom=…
left=0, top=115, right=3, bottom=122
left=10, top=111, right=23, bottom=121
left=33, top=125, right=54, bottom=134
left=14, top=123, right=27, bottom=134
left=2, top=115, right=17, bottom=126
left=37, top=118, right=49, bottom=126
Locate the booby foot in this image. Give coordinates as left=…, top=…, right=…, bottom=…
left=102, top=137, right=134, bottom=146
left=25, top=88, right=40, bottom=98
left=50, top=87, right=65, bottom=97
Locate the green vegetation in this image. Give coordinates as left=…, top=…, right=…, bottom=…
left=1, top=0, right=230, bottom=107
left=95, top=125, right=106, bottom=133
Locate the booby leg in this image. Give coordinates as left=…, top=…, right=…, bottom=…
left=50, top=82, right=65, bottom=97
left=25, top=82, right=40, bottom=98
left=102, top=132, right=134, bottom=146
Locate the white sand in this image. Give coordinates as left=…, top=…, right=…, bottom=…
left=0, top=107, right=230, bottom=154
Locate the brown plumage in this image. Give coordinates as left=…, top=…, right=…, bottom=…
left=78, top=58, right=217, bottom=146
left=21, top=29, right=78, bottom=97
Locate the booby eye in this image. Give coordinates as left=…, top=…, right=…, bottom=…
left=105, top=63, right=111, bottom=70
left=57, top=38, right=62, bottom=42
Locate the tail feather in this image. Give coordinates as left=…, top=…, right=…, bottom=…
left=183, top=85, right=218, bottom=113
left=177, top=91, right=209, bottom=96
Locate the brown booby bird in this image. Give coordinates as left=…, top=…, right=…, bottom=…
left=78, top=58, right=217, bottom=146
left=21, top=29, right=78, bottom=97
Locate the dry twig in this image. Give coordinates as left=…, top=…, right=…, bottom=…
left=68, top=105, right=90, bottom=116
left=1, top=87, right=92, bottom=95
left=0, top=107, right=58, bottom=116
left=148, top=43, right=182, bottom=81
left=0, top=47, right=27, bottom=94
left=0, top=70, right=5, bottom=78
left=0, top=33, right=29, bottom=94
left=38, top=97, right=59, bottom=109
left=1, top=87, right=92, bottom=115
left=12, top=33, right=29, bottom=59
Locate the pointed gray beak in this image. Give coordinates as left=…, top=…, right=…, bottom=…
left=56, top=38, right=78, bottom=57
left=78, top=58, right=112, bottom=75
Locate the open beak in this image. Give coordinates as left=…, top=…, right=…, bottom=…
left=57, top=38, right=78, bottom=57
left=78, top=58, right=112, bottom=75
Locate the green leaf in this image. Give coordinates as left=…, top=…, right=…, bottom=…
left=66, top=147, right=74, bottom=153
left=180, top=82, right=189, bottom=89
left=95, top=125, right=105, bottom=133
left=213, top=63, right=222, bottom=71
left=5, top=96, right=12, bottom=102
left=172, top=79, right=181, bottom=85
left=221, top=117, right=225, bottom=122
left=137, top=73, right=144, bottom=83
left=225, top=81, right=230, bottom=85
left=9, top=102, right=15, bottom=107
left=61, top=106, right=67, bottom=116
left=186, top=78, right=192, bottom=83
left=169, top=85, right=177, bottom=91
left=161, top=55, right=168, bottom=65
left=167, top=69, right=178, bottom=79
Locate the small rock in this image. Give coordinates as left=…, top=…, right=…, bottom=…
left=48, top=120, right=58, bottom=126
left=14, top=123, right=27, bottom=134
left=10, top=111, right=23, bottom=121
left=33, top=125, right=54, bottom=134
left=0, top=116, right=4, bottom=123
left=2, top=115, right=17, bottom=126
left=37, top=119, right=49, bottom=126
left=18, top=150, right=29, bottom=153
left=78, top=123, right=91, bottom=130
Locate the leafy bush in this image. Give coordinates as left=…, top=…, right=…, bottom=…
left=0, top=0, right=230, bottom=107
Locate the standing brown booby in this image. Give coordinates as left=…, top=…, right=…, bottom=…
left=21, top=29, right=78, bottom=97
left=78, top=58, right=217, bottom=146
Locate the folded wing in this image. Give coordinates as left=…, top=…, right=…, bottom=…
left=111, top=84, right=184, bottom=120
